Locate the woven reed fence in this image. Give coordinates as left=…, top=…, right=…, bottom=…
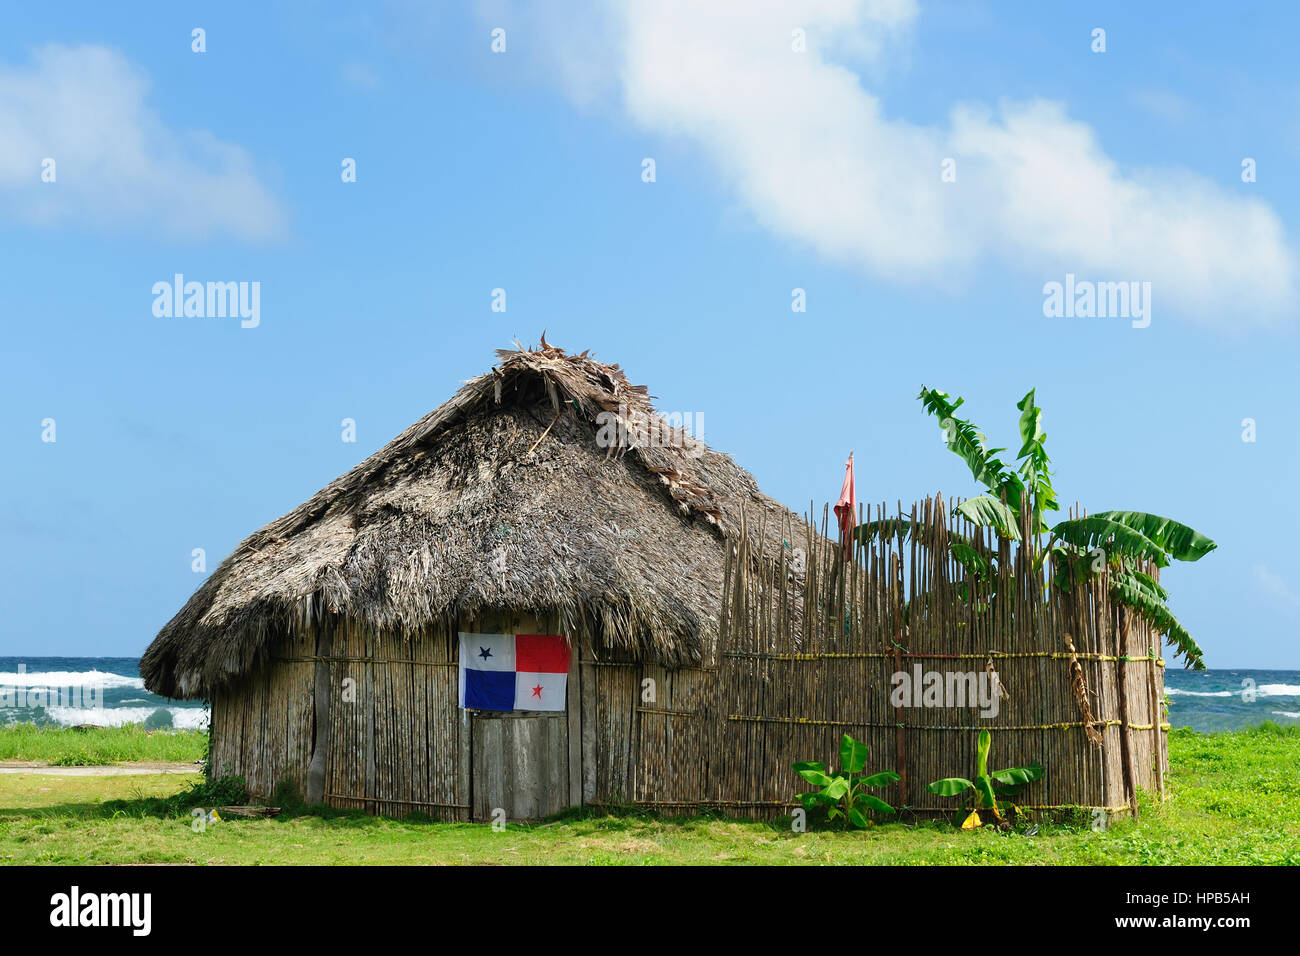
left=652, top=493, right=1171, bottom=820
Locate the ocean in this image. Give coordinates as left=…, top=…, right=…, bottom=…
left=1162, top=667, right=1300, bottom=732
left=0, top=657, right=208, bottom=730
left=0, top=657, right=1296, bottom=734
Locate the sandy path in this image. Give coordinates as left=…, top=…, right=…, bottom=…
left=0, top=762, right=200, bottom=776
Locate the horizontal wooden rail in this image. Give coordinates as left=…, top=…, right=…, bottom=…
left=722, top=650, right=1163, bottom=664
left=273, top=656, right=456, bottom=666
left=726, top=714, right=1124, bottom=732
left=326, top=793, right=469, bottom=810
left=590, top=800, right=1137, bottom=813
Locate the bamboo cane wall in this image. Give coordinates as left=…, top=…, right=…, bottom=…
left=208, top=628, right=315, bottom=800
left=694, top=495, right=1170, bottom=820
left=207, top=495, right=1169, bottom=821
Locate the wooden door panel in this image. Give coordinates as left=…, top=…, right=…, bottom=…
left=471, top=712, right=569, bottom=821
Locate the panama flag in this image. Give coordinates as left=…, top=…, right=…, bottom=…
left=458, top=633, right=570, bottom=712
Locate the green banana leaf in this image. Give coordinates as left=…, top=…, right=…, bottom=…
left=1049, top=516, right=1171, bottom=567
left=823, top=777, right=850, bottom=801
left=976, top=729, right=992, bottom=779
left=858, top=794, right=896, bottom=815
left=1088, top=511, right=1217, bottom=562
left=956, top=495, right=1021, bottom=540
left=990, top=763, right=1044, bottom=786
left=839, top=734, right=869, bottom=775
left=797, top=790, right=837, bottom=810
left=1015, top=388, right=1045, bottom=459
left=1014, top=389, right=1059, bottom=518
left=860, top=770, right=902, bottom=788
left=950, top=540, right=995, bottom=579
left=927, top=777, right=976, bottom=796
left=974, top=774, right=998, bottom=810
left=919, top=387, right=1026, bottom=511
left=792, top=761, right=832, bottom=787
left=853, top=517, right=917, bottom=543
left=1111, top=571, right=1206, bottom=670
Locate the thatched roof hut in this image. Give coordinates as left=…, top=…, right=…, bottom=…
left=142, top=340, right=809, bottom=817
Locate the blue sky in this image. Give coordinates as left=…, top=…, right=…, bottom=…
left=1, top=1, right=1296, bottom=668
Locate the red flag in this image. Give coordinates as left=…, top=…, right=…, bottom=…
left=833, top=451, right=856, bottom=554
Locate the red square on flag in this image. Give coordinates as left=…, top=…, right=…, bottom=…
left=515, top=634, right=570, bottom=674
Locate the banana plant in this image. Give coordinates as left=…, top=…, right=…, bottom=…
left=792, top=733, right=900, bottom=828
left=856, top=386, right=1216, bottom=669
left=927, top=730, right=1043, bottom=829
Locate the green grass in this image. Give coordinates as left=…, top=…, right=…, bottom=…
left=0, top=725, right=206, bottom=766
left=0, top=724, right=1296, bottom=865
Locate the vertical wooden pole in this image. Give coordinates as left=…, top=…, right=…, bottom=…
left=567, top=625, right=583, bottom=809
left=1147, top=640, right=1166, bottom=802
left=1115, top=610, right=1139, bottom=817
left=305, top=618, right=333, bottom=806
left=893, top=643, right=908, bottom=807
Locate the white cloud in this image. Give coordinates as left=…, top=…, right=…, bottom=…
left=484, top=0, right=1296, bottom=326
left=0, top=44, right=286, bottom=240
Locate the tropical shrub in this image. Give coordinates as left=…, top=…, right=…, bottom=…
left=144, top=707, right=174, bottom=731
left=927, top=729, right=1044, bottom=829
left=792, top=733, right=900, bottom=828
left=856, top=386, right=1216, bottom=669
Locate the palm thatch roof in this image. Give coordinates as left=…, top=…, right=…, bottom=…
left=142, top=339, right=811, bottom=699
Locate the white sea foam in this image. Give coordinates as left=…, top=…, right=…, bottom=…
left=1165, top=688, right=1233, bottom=697
left=0, top=669, right=144, bottom=690
left=44, top=706, right=210, bottom=730
left=1271, top=710, right=1300, bottom=719
left=1258, top=684, right=1300, bottom=698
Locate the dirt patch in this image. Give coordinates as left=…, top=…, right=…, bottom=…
left=0, top=762, right=200, bottom=776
